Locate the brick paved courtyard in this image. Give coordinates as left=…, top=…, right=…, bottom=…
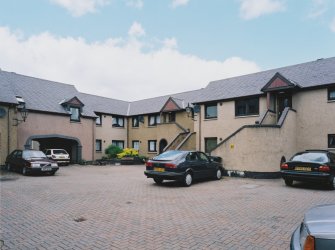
left=1, top=165, right=335, bottom=250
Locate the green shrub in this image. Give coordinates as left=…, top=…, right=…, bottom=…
left=105, top=145, right=123, bottom=159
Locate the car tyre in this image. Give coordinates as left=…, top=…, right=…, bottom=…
left=329, top=176, right=335, bottom=190
left=153, top=177, right=163, bottom=184
left=22, top=167, right=28, bottom=176
left=50, top=171, right=56, bottom=176
left=6, top=163, right=11, bottom=171
left=215, top=168, right=222, bottom=180
left=183, top=172, right=193, bottom=187
left=285, top=178, right=293, bottom=186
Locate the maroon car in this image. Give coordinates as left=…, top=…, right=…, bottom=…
left=5, top=150, right=59, bottom=175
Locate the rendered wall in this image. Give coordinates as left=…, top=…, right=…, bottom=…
left=195, top=96, right=267, bottom=151
left=211, top=110, right=297, bottom=173
left=0, top=105, right=18, bottom=165
left=294, top=88, right=335, bottom=152
left=17, top=112, right=95, bottom=161
left=128, top=111, right=194, bottom=157
left=95, top=114, right=128, bottom=159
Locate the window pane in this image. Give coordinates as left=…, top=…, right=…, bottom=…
left=132, top=117, right=139, bottom=127
left=205, top=138, right=217, bottom=153
left=96, top=114, right=101, bottom=125
left=112, top=117, right=117, bottom=125
left=119, top=118, right=124, bottom=127
left=133, top=141, right=139, bottom=150
left=96, top=140, right=102, bottom=151
left=329, top=134, right=335, bottom=148
left=205, top=104, right=217, bottom=118
left=70, top=107, right=80, bottom=120
left=329, top=88, right=335, bottom=100
left=149, top=141, right=156, bottom=151
left=156, top=115, right=160, bottom=124
left=149, top=116, right=156, bottom=126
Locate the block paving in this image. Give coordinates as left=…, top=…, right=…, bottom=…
left=1, top=165, right=335, bottom=249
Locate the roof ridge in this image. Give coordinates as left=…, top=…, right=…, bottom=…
left=79, top=92, right=130, bottom=103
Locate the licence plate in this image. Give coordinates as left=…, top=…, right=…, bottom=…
left=154, top=167, right=165, bottom=172
left=295, top=167, right=311, bottom=171
left=42, top=167, right=52, bottom=171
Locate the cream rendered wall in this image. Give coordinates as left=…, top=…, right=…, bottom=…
left=211, top=110, right=297, bottom=172
left=95, top=114, right=128, bottom=159
left=17, top=112, right=95, bottom=161
left=294, top=88, right=335, bottom=152
left=0, top=105, right=17, bottom=165
left=196, top=96, right=267, bottom=151
left=128, top=112, right=194, bottom=157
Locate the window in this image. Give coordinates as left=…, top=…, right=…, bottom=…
left=148, top=140, right=157, bottom=152
left=235, top=97, right=259, bottom=116
left=328, top=87, right=335, bottom=101
left=112, top=116, right=124, bottom=127
left=205, top=137, right=217, bottom=153
left=329, top=134, right=335, bottom=148
left=198, top=152, right=210, bottom=162
left=96, top=140, right=102, bottom=152
left=70, top=107, right=80, bottom=121
left=132, top=116, right=139, bottom=127
left=96, top=114, right=102, bottom=125
left=132, top=140, right=140, bottom=150
left=112, top=140, right=124, bottom=149
left=168, top=112, right=176, bottom=122
left=148, top=114, right=160, bottom=126
left=205, top=103, right=217, bottom=119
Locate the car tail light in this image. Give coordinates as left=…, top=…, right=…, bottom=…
left=146, top=162, right=153, bottom=167
left=319, top=165, right=330, bottom=172
left=281, top=163, right=289, bottom=170
left=303, top=235, right=315, bottom=250
left=164, top=163, right=176, bottom=168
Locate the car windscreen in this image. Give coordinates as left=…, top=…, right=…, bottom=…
left=152, top=151, right=186, bottom=161
left=291, top=152, right=329, bottom=164
left=53, top=149, right=68, bottom=154
left=23, top=151, right=47, bottom=159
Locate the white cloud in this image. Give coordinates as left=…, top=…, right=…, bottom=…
left=162, top=38, right=178, bottom=49
left=171, top=0, right=190, bottom=8
left=125, top=0, right=143, bottom=9
left=50, top=0, right=109, bottom=17
left=128, top=22, right=146, bottom=37
left=308, top=0, right=328, bottom=18
left=0, top=26, right=260, bottom=101
left=239, top=0, right=285, bottom=20
left=330, top=17, right=335, bottom=32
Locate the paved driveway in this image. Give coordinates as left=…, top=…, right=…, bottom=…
left=1, top=165, right=334, bottom=250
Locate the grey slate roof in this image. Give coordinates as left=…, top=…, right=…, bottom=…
left=195, top=57, right=335, bottom=103
left=0, top=71, right=96, bottom=117
left=127, top=89, right=204, bottom=116
left=78, top=93, right=130, bottom=116
left=1, top=57, right=334, bottom=117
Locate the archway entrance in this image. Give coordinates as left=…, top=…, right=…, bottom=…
left=25, top=134, right=82, bottom=163
left=159, top=139, right=168, bottom=154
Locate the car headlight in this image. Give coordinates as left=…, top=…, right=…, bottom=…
left=31, top=163, right=40, bottom=168
left=51, top=163, right=58, bottom=167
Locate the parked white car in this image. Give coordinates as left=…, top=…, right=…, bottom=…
left=45, top=149, right=70, bottom=166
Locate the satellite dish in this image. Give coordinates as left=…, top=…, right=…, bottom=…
left=0, top=108, right=6, bottom=118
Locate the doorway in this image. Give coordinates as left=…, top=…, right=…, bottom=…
left=277, top=93, right=292, bottom=121
left=159, top=139, right=168, bottom=154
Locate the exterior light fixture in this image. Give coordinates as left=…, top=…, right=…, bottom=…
left=185, top=103, right=194, bottom=118
left=13, top=96, right=29, bottom=126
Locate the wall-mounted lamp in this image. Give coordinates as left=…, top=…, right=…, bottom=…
left=185, top=103, right=194, bottom=118
left=13, top=96, right=29, bottom=126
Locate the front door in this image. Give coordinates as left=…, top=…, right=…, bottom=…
left=277, top=93, right=292, bottom=121
left=159, top=139, right=168, bottom=154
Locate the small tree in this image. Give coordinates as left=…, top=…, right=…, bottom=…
left=105, top=145, right=123, bottom=159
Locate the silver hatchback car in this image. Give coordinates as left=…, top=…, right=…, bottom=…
left=290, top=204, right=335, bottom=250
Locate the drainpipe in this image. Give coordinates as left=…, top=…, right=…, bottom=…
left=7, top=105, right=10, bottom=156
left=92, top=119, right=95, bottom=161
left=198, top=106, right=202, bottom=151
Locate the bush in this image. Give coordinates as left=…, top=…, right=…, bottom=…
left=105, top=145, right=123, bottom=159
left=117, top=148, right=139, bottom=159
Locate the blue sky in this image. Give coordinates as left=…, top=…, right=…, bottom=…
left=0, top=0, right=335, bottom=100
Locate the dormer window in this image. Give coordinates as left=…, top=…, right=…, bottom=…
left=70, top=107, right=80, bottom=122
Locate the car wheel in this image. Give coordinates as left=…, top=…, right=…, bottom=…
left=285, top=178, right=293, bottom=186
left=153, top=177, right=163, bottom=184
left=329, top=176, right=335, bottom=190
left=6, top=163, right=11, bottom=171
left=22, top=167, right=28, bottom=176
left=183, top=172, right=193, bottom=187
left=215, top=168, right=222, bottom=180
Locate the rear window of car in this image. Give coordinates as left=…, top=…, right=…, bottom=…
left=153, top=151, right=186, bottom=161
left=23, top=151, right=47, bottom=159
left=53, top=150, right=68, bottom=154
left=291, top=152, right=329, bottom=164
